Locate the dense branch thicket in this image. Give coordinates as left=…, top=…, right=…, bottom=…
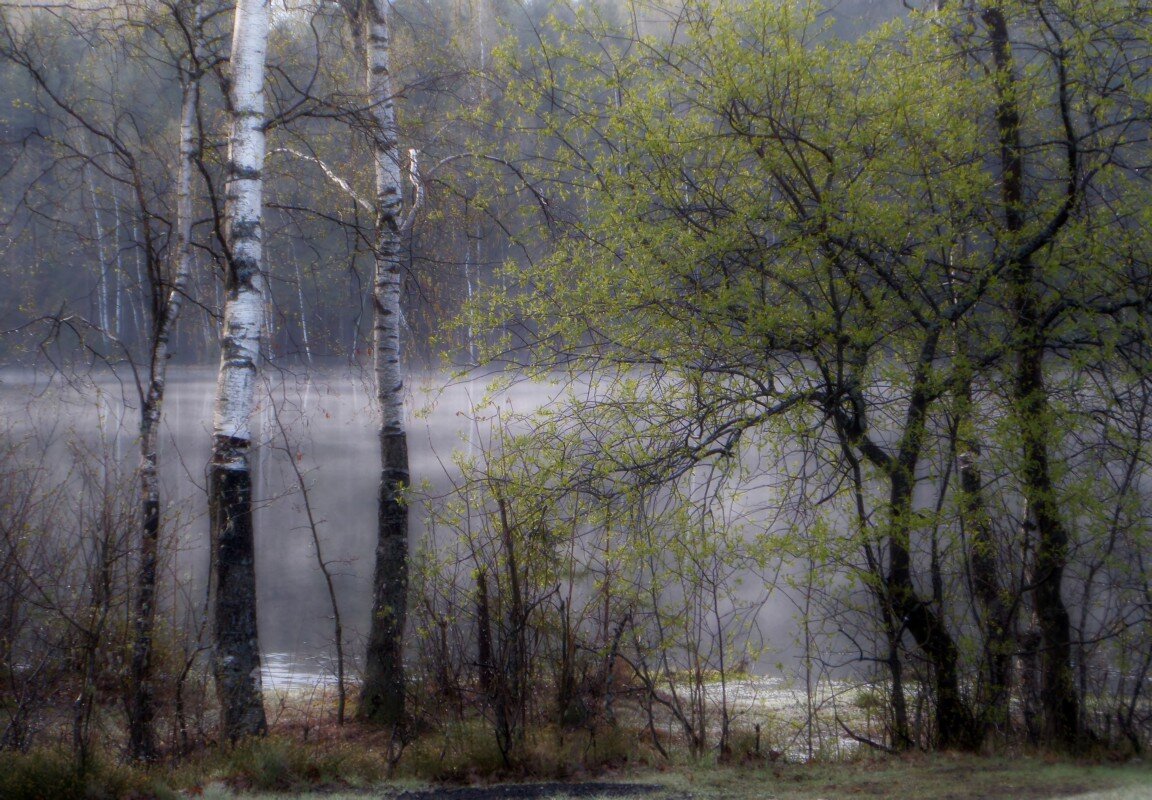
left=444, top=0, right=1152, bottom=755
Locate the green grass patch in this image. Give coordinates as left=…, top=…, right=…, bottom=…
left=174, top=734, right=388, bottom=793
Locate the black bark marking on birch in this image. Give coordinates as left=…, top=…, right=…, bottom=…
left=128, top=493, right=161, bottom=760
left=230, top=221, right=262, bottom=242
left=210, top=458, right=268, bottom=741
left=229, top=164, right=263, bottom=181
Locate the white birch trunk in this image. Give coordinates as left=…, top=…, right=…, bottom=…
left=210, top=0, right=270, bottom=741
left=83, top=158, right=112, bottom=336
left=294, top=256, right=313, bottom=365
left=127, top=7, right=203, bottom=757
left=111, top=182, right=123, bottom=337
left=352, top=0, right=410, bottom=727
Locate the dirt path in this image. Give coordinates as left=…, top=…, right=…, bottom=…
left=373, top=780, right=1152, bottom=800
left=390, top=782, right=681, bottom=800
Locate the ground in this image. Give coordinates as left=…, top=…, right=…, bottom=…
left=195, top=753, right=1152, bottom=800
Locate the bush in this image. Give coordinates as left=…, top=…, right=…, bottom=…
left=218, top=736, right=385, bottom=791
left=0, top=749, right=177, bottom=800
left=400, top=718, right=508, bottom=782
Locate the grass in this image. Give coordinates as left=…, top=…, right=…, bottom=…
left=6, top=682, right=1152, bottom=799
left=0, top=748, right=181, bottom=800
left=182, top=751, right=1152, bottom=800
left=660, top=753, right=1152, bottom=800
left=4, top=741, right=1152, bottom=799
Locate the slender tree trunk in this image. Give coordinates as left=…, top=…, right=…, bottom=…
left=127, top=23, right=202, bottom=758
left=210, top=0, right=270, bottom=743
left=111, top=180, right=124, bottom=337
left=351, top=0, right=409, bottom=728
left=983, top=2, right=1081, bottom=747
left=83, top=156, right=112, bottom=337
left=476, top=567, right=494, bottom=699
left=887, top=479, right=976, bottom=749
left=954, top=375, right=1014, bottom=732
left=839, top=330, right=978, bottom=749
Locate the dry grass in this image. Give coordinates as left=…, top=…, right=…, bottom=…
left=188, top=682, right=1152, bottom=799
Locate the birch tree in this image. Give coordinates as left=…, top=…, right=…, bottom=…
left=127, top=0, right=206, bottom=761
left=0, top=1, right=224, bottom=755
left=210, top=0, right=270, bottom=741
left=335, top=0, right=412, bottom=729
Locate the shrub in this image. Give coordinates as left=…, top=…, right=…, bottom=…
left=400, top=718, right=507, bottom=781
left=218, top=736, right=385, bottom=791
left=0, top=749, right=176, bottom=800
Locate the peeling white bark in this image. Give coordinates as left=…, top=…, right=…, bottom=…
left=367, top=0, right=405, bottom=437
left=212, top=0, right=269, bottom=456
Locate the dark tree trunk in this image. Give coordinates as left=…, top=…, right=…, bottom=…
left=840, top=329, right=980, bottom=749
left=881, top=601, right=911, bottom=749
left=983, top=2, right=1081, bottom=747
left=892, top=477, right=978, bottom=746
left=1016, top=340, right=1080, bottom=746
left=210, top=453, right=268, bottom=741
left=358, top=429, right=409, bottom=726
left=955, top=378, right=1015, bottom=731
left=128, top=486, right=161, bottom=759
left=476, top=568, right=495, bottom=698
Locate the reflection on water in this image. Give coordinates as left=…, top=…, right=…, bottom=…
left=261, top=651, right=338, bottom=692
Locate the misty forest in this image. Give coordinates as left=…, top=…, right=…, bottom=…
left=1, top=0, right=1151, bottom=794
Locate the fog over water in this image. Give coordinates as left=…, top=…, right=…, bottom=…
left=0, top=366, right=803, bottom=689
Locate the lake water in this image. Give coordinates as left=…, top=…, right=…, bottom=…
left=0, top=365, right=804, bottom=691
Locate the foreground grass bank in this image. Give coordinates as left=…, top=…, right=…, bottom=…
left=195, top=755, right=1152, bottom=800
left=4, top=741, right=1152, bottom=800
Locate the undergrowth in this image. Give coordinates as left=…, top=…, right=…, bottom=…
left=2, top=715, right=1150, bottom=799
left=0, top=749, right=178, bottom=800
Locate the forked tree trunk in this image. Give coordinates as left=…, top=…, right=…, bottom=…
left=983, top=2, right=1081, bottom=747
left=837, top=330, right=979, bottom=750
left=210, top=0, right=270, bottom=743
left=348, top=0, right=410, bottom=728
left=127, top=5, right=202, bottom=758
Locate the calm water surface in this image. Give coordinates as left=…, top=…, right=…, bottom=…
left=0, top=365, right=800, bottom=687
